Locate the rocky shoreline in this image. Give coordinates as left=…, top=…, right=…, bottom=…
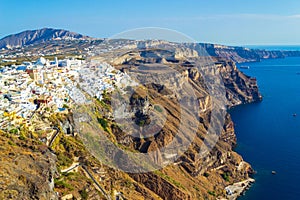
left=225, top=178, right=255, bottom=200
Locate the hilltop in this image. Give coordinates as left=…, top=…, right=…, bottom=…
left=0, top=28, right=93, bottom=49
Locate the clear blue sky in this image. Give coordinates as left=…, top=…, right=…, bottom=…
left=1, top=0, right=300, bottom=45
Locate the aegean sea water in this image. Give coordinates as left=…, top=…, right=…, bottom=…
left=244, top=45, right=300, bottom=51
left=230, top=56, right=300, bottom=199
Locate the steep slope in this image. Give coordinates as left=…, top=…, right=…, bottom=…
left=0, top=131, right=58, bottom=200
left=0, top=28, right=92, bottom=49
left=0, top=39, right=264, bottom=200
left=70, top=42, right=261, bottom=199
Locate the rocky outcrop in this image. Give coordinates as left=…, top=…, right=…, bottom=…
left=59, top=113, right=75, bottom=136
left=217, top=60, right=262, bottom=106
left=130, top=172, right=191, bottom=200
left=0, top=131, right=58, bottom=200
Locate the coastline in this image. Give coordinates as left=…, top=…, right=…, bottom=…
left=223, top=60, right=263, bottom=199
left=228, top=56, right=300, bottom=199
left=225, top=178, right=255, bottom=200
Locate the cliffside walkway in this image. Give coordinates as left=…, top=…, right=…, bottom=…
left=48, top=126, right=60, bottom=147
left=61, top=162, right=81, bottom=173
left=82, top=165, right=112, bottom=200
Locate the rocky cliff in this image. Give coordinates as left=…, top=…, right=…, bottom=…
left=0, top=39, right=264, bottom=200
left=0, top=131, right=58, bottom=200
left=199, top=43, right=300, bottom=63
left=69, top=43, right=260, bottom=199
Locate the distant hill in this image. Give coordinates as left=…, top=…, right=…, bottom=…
left=0, top=28, right=93, bottom=49
left=1, top=28, right=300, bottom=63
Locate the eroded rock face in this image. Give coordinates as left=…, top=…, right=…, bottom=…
left=100, top=47, right=260, bottom=199
left=218, top=60, right=262, bottom=106
left=59, top=113, right=75, bottom=136
left=130, top=172, right=191, bottom=200
left=47, top=45, right=260, bottom=199
left=0, top=132, right=58, bottom=200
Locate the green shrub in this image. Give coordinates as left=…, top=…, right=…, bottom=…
left=54, top=179, right=74, bottom=190
left=203, top=172, right=210, bottom=177
left=57, top=153, right=73, bottom=167
left=98, top=99, right=111, bottom=110
left=19, top=133, right=26, bottom=140
left=193, top=185, right=200, bottom=192
left=102, top=90, right=111, bottom=104
left=137, top=120, right=145, bottom=127
left=154, top=105, right=163, bottom=113
left=221, top=172, right=230, bottom=182
left=97, top=117, right=109, bottom=132
left=80, top=189, right=88, bottom=200
left=9, top=128, right=18, bottom=135
left=207, top=190, right=216, bottom=196
left=154, top=170, right=185, bottom=190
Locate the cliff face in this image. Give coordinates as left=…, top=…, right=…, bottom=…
left=0, top=131, right=58, bottom=200
left=0, top=38, right=263, bottom=200
left=88, top=45, right=260, bottom=199
left=218, top=60, right=262, bottom=106
left=200, top=43, right=300, bottom=63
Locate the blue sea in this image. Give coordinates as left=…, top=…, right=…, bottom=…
left=244, top=45, right=300, bottom=51
left=230, top=56, right=300, bottom=199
